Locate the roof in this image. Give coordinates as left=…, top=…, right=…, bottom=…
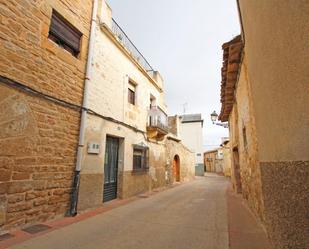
left=180, top=114, right=203, bottom=123
left=204, top=148, right=221, bottom=154
left=218, top=35, right=243, bottom=122
left=220, top=140, right=230, bottom=147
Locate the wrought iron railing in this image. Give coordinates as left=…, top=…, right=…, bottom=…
left=147, top=106, right=168, bottom=132
left=111, top=18, right=154, bottom=73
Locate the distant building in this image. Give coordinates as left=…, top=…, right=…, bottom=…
left=220, top=140, right=231, bottom=177
left=169, top=114, right=204, bottom=176
left=204, top=148, right=223, bottom=174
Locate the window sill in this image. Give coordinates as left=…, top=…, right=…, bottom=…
left=131, top=169, right=149, bottom=175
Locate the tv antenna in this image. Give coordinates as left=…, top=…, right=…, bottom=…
left=183, top=103, right=188, bottom=114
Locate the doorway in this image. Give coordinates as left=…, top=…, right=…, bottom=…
left=232, top=147, right=242, bottom=193
left=173, top=155, right=180, bottom=182
left=103, top=136, right=119, bottom=202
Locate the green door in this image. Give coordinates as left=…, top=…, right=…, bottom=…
left=103, top=136, right=119, bottom=202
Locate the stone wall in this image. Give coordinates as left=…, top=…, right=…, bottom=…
left=234, top=59, right=265, bottom=223
left=166, top=139, right=195, bottom=182
left=222, top=144, right=231, bottom=177
left=237, top=1, right=309, bottom=248
left=0, top=0, right=92, bottom=233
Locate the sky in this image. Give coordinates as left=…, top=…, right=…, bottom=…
left=107, top=0, right=240, bottom=151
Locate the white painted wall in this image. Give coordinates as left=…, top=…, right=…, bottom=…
left=81, top=1, right=167, bottom=174
left=178, top=121, right=203, bottom=164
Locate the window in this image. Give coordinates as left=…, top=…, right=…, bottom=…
left=242, top=126, right=248, bottom=149
left=128, top=81, right=136, bottom=105
left=133, top=145, right=149, bottom=171
left=48, top=10, right=82, bottom=57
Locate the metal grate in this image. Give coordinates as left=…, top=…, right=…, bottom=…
left=103, top=182, right=117, bottom=202
left=22, top=224, right=51, bottom=234
left=0, top=233, right=14, bottom=241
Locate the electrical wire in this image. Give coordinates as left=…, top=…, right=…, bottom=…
left=0, top=75, right=146, bottom=136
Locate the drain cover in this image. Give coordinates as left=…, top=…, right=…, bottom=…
left=0, top=233, right=14, bottom=241
left=22, top=224, right=51, bottom=234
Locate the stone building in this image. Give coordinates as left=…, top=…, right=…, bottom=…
left=0, top=0, right=93, bottom=233
left=220, top=140, right=231, bottom=177
left=218, top=1, right=309, bottom=248
left=203, top=149, right=223, bottom=174
left=169, top=114, right=204, bottom=176
left=77, top=1, right=195, bottom=211
left=0, top=0, right=195, bottom=234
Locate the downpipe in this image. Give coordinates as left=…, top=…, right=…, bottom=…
left=69, top=0, right=98, bottom=216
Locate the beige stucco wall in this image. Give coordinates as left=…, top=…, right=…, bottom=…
left=178, top=122, right=203, bottom=165
left=166, top=139, right=195, bottom=182
left=239, top=0, right=309, bottom=162
left=88, top=26, right=165, bottom=131
left=236, top=1, right=309, bottom=248
left=77, top=1, right=195, bottom=211
left=222, top=144, right=231, bottom=177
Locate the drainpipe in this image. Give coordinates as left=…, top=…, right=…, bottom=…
left=69, top=0, right=99, bottom=216
left=236, top=0, right=245, bottom=44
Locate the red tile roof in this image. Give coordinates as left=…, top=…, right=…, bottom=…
left=218, top=35, right=243, bottom=122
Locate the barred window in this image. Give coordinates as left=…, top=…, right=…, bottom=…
left=133, top=145, right=149, bottom=171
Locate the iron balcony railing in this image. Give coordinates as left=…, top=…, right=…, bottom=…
left=147, top=106, right=168, bottom=132
left=111, top=18, right=154, bottom=74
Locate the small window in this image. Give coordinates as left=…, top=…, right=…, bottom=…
left=133, top=146, right=149, bottom=171
left=48, top=10, right=82, bottom=57
left=242, top=126, right=248, bottom=149
left=128, top=81, right=136, bottom=105
left=196, top=153, right=201, bottom=156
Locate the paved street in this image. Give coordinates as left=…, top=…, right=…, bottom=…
left=10, top=175, right=229, bottom=249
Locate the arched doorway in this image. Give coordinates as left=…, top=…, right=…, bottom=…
left=172, top=155, right=180, bottom=182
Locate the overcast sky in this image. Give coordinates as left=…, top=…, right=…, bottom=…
left=108, top=0, right=240, bottom=151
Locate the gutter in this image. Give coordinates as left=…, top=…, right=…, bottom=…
left=236, top=0, right=245, bottom=45
left=69, top=0, right=99, bottom=216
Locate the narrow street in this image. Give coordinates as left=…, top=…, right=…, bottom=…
left=10, top=175, right=229, bottom=249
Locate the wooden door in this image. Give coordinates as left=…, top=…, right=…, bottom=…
left=173, top=155, right=180, bottom=182
left=233, top=147, right=242, bottom=193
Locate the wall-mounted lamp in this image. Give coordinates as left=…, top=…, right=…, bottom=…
left=210, top=111, right=228, bottom=128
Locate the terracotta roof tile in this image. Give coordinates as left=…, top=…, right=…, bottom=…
left=218, top=35, right=243, bottom=122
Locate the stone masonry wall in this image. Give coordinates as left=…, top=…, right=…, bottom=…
left=235, top=59, right=265, bottom=223
left=166, top=139, right=195, bottom=183
left=0, top=0, right=92, bottom=232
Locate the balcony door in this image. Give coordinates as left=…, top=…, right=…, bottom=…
left=103, top=136, right=119, bottom=202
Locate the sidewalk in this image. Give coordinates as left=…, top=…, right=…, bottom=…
left=0, top=182, right=183, bottom=249
left=227, top=185, right=273, bottom=249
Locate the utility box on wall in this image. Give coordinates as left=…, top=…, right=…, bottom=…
left=87, top=142, right=100, bottom=154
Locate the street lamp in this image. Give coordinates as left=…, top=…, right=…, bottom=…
left=210, top=111, right=228, bottom=128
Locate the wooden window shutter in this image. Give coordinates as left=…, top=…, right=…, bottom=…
left=49, top=10, right=82, bottom=54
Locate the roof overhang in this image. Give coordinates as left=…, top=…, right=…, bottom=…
left=218, top=35, right=243, bottom=122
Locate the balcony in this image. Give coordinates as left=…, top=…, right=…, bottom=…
left=147, top=106, right=168, bottom=141
left=111, top=18, right=154, bottom=75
